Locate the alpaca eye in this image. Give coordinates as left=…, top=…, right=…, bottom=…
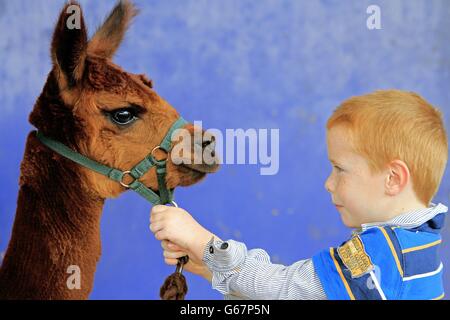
left=109, top=108, right=138, bottom=125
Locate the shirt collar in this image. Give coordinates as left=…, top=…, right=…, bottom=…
left=359, top=202, right=448, bottom=232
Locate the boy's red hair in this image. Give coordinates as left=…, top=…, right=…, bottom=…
left=327, top=90, right=448, bottom=206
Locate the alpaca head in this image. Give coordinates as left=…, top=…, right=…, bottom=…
left=29, top=0, right=219, bottom=199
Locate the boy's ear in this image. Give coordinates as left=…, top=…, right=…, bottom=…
left=51, top=1, right=88, bottom=88
left=87, top=0, right=139, bottom=59
left=385, top=160, right=409, bottom=196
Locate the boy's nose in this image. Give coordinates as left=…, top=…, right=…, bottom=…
left=324, top=177, right=333, bottom=193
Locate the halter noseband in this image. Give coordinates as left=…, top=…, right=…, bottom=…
left=36, top=117, right=188, bottom=206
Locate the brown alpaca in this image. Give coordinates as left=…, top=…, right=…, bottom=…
left=0, top=0, right=218, bottom=300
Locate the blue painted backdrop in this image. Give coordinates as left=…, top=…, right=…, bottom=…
left=0, top=0, right=449, bottom=300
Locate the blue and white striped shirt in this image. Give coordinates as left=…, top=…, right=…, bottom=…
left=202, top=202, right=448, bottom=300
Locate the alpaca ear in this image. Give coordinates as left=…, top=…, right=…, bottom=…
left=87, top=0, right=139, bottom=59
left=51, top=1, right=87, bottom=87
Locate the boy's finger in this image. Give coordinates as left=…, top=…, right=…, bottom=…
left=161, top=240, right=183, bottom=252
left=150, top=211, right=164, bottom=223
left=164, top=258, right=178, bottom=266
left=169, top=241, right=183, bottom=251
left=149, top=222, right=163, bottom=234
left=150, top=205, right=168, bottom=221
left=161, top=240, right=169, bottom=250
left=161, top=240, right=178, bottom=251
left=152, top=205, right=169, bottom=214
left=163, top=250, right=187, bottom=259
left=155, top=231, right=166, bottom=241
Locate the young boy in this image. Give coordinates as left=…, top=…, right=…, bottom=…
left=150, top=90, right=448, bottom=300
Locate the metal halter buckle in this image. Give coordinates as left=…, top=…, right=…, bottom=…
left=151, top=145, right=168, bottom=161
left=119, top=170, right=136, bottom=188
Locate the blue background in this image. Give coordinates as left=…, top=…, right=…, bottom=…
left=0, top=0, right=449, bottom=300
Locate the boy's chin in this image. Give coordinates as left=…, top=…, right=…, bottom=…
left=340, top=215, right=360, bottom=229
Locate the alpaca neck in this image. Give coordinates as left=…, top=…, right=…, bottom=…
left=0, top=132, right=105, bottom=299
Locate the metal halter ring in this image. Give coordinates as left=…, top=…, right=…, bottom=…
left=119, top=170, right=136, bottom=188
left=151, top=145, right=168, bottom=160
left=169, top=200, right=178, bottom=207
left=176, top=256, right=189, bottom=274
left=176, top=261, right=184, bottom=274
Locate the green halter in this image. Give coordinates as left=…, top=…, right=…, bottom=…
left=36, top=117, right=188, bottom=206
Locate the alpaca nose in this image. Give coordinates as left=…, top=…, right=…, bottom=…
left=201, top=135, right=215, bottom=148
left=196, top=134, right=215, bottom=148
left=202, top=139, right=212, bottom=148
left=194, top=133, right=216, bottom=158
left=180, top=129, right=220, bottom=173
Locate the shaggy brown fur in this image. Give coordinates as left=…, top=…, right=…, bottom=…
left=0, top=0, right=218, bottom=299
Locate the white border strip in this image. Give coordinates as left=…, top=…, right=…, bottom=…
left=403, top=263, right=443, bottom=281
left=370, top=270, right=387, bottom=300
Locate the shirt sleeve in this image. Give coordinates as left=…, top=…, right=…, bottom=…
left=202, top=237, right=327, bottom=300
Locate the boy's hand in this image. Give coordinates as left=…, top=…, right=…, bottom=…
left=149, top=205, right=218, bottom=264
left=160, top=240, right=212, bottom=281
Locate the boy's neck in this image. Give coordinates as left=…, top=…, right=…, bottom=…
left=383, top=200, right=428, bottom=221
left=362, top=199, right=429, bottom=227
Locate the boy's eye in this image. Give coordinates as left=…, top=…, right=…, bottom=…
left=334, top=165, right=343, bottom=172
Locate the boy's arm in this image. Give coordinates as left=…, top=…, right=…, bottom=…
left=202, top=237, right=327, bottom=300
left=149, top=205, right=326, bottom=299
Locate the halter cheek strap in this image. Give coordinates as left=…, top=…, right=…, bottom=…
left=36, top=117, right=188, bottom=206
